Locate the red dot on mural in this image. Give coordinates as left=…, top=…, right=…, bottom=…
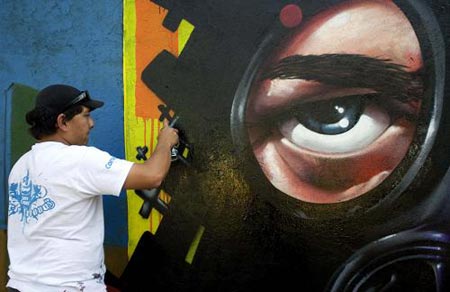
left=279, top=4, right=303, bottom=28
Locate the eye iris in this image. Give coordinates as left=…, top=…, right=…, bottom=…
left=295, top=96, right=364, bottom=135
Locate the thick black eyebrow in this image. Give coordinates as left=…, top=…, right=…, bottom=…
left=261, top=54, right=423, bottom=102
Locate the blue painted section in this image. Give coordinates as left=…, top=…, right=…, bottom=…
left=0, top=1, right=127, bottom=246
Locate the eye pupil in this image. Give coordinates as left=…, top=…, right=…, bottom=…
left=294, top=96, right=364, bottom=135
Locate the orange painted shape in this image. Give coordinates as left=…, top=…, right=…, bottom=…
left=135, top=1, right=179, bottom=118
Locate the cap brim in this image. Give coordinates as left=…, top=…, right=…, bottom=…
left=83, top=99, right=104, bottom=111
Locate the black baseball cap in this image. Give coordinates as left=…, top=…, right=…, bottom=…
left=34, top=84, right=104, bottom=113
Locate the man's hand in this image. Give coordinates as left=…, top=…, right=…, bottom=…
left=158, top=119, right=179, bottom=148
left=124, top=120, right=179, bottom=190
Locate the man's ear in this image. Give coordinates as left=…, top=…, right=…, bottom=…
left=56, top=113, right=69, bottom=131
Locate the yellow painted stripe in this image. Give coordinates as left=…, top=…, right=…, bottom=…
left=185, top=225, right=205, bottom=264
left=123, top=0, right=149, bottom=258
left=182, top=148, right=190, bottom=158
left=178, top=19, right=195, bottom=53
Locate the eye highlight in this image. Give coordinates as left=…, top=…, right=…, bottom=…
left=278, top=95, right=391, bottom=154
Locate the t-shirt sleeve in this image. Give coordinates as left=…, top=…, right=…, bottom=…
left=75, top=146, right=134, bottom=196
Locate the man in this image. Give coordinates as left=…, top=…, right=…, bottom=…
left=6, top=84, right=179, bottom=292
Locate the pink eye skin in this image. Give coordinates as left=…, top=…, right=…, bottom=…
left=245, top=0, right=423, bottom=204
left=248, top=117, right=417, bottom=203
left=271, top=0, right=422, bottom=71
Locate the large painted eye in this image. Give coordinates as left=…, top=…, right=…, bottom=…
left=241, top=0, right=424, bottom=204
left=279, top=95, right=390, bottom=153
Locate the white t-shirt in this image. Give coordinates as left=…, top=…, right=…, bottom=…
left=7, top=141, right=133, bottom=292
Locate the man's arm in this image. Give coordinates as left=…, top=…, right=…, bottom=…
left=123, top=120, right=179, bottom=190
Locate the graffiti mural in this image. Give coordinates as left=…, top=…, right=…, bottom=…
left=123, top=0, right=450, bottom=290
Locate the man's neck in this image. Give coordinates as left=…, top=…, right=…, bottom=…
left=39, top=133, right=71, bottom=145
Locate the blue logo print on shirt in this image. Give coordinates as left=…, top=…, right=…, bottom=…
left=105, top=157, right=116, bottom=169
left=8, top=170, right=56, bottom=223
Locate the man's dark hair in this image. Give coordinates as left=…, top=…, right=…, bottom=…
left=25, top=105, right=84, bottom=140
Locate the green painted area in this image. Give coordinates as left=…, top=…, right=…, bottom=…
left=1, top=84, right=37, bottom=292
left=10, top=83, right=38, bottom=166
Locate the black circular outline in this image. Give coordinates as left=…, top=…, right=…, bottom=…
left=230, top=0, right=446, bottom=219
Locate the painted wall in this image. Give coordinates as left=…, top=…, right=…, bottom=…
left=0, top=1, right=127, bottom=289
left=0, top=1, right=126, bottom=245
left=122, top=0, right=450, bottom=291
left=1, top=0, right=450, bottom=291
